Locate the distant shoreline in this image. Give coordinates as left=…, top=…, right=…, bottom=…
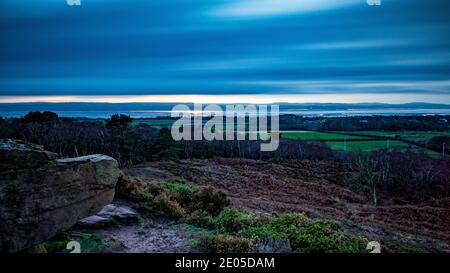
left=2, top=109, right=450, bottom=119
left=1, top=102, right=450, bottom=118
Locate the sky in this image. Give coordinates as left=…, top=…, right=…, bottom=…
left=0, top=0, right=449, bottom=104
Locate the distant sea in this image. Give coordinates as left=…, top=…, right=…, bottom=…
left=1, top=103, right=450, bottom=118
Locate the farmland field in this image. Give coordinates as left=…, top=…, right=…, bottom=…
left=337, top=131, right=450, bottom=143
left=281, top=130, right=445, bottom=156
left=325, top=140, right=408, bottom=152
left=281, top=131, right=370, bottom=141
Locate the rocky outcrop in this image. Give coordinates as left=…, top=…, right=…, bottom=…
left=0, top=139, right=120, bottom=253
left=77, top=204, right=138, bottom=229
left=0, top=139, right=58, bottom=171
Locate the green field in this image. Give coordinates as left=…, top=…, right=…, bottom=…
left=281, top=131, right=410, bottom=152
left=325, top=140, right=409, bottom=152
left=281, top=131, right=370, bottom=141
left=338, top=131, right=450, bottom=143
left=280, top=130, right=446, bottom=156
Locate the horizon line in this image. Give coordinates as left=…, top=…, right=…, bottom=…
left=1, top=94, right=450, bottom=104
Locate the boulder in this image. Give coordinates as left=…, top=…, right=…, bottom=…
left=76, top=204, right=138, bottom=229
left=0, top=139, right=120, bottom=253
left=77, top=215, right=112, bottom=229
left=0, top=139, right=57, bottom=171
left=97, top=204, right=138, bottom=223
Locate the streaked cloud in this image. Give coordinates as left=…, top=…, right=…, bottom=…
left=300, top=39, right=408, bottom=50
left=208, top=0, right=360, bottom=18
left=232, top=80, right=450, bottom=94
left=0, top=0, right=449, bottom=103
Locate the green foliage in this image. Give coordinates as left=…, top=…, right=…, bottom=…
left=164, top=182, right=193, bottom=202
left=78, top=235, right=106, bottom=253
left=106, top=114, right=146, bottom=167
left=198, top=234, right=256, bottom=253
left=43, top=235, right=106, bottom=253
left=178, top=223, right=214, bottom=236
left=43, top=240, right=70, bottom=253
left=186, top=211, right=214, bottom=228
left=210, top=208, right=261, bottom=233
left=137, top=217, right=145, bottom=227
left=151, top=127, right=183, bottom=160
left=105, top=114, right=134, bottom=129
left=243, top=213, right=309, bottom=240
left=21, top=111, right=59, bottom=124
left=117, top=175, right=229, bottom=219
left=189, top=187, right=230, bottom=216
left=205, top=209, right=367, bottom=253
left=289, top=221, right=367, bottom=253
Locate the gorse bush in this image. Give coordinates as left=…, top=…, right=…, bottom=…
left=198, top=234, right=257, bottom=253
left=201, top=208, right=367, bottom=253
left=164, top=182, right=193, bottom=202
left=209, top=208, right=262, bottom=234
left=243, top=213, right=309, bottom=240
left=116, top=174, right=229, bottom=219
left=288, top=221, right=366, bottom=253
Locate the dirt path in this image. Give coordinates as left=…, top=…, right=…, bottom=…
left=91, top=222, right=195, bottom=253
left=71, top=201, right=196, bottom=253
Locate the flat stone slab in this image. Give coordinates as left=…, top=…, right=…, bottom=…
left=77, top=204, right=139, bottom=229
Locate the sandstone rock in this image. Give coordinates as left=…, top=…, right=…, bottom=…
left=77, top=215, right=112, bottom=229
left=0, top=139, right=120, bottom=253
left=97, top=204, right=138, bottom=223
left=77, top=204, right=138, bottom=229
left=0, top=139, right=57, bottom=171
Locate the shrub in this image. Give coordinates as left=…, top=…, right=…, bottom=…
left=243, top=213, right=309, bottom=239
left=186, top=211, right=214, bottom=228
left=189, top=187, right=230, bottom=216
left=153, top=194, right=188, bottom=218
left=207, top=209, right=368, bottom=253
left=117, top=173, right=228, bottom=219
left=289, top=221, right=367, bottom=253
left=198, top=234, right=257, bottom=253
left=163, top=182, right=194, bottom=204
left=258, top=237, right=292, bottom=253
left=210, top=208, right=262, bottom=233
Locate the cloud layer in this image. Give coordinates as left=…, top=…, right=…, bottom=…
left=0, top=0, right=449, bottom=103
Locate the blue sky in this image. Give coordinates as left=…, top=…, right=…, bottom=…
left=0, top=0, right=449, bottom=103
